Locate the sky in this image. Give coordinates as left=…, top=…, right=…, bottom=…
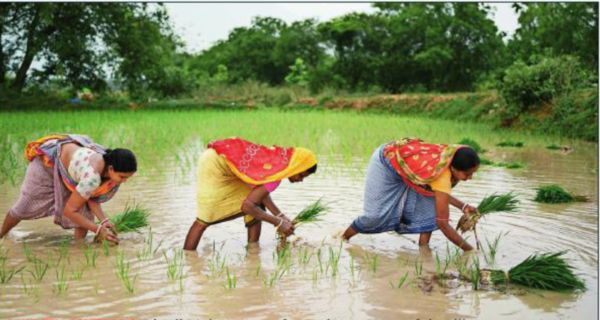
left=165, top=3, right=520, bottom=54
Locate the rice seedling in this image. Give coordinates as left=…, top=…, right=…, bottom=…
left=451, top=249, right=469, bottom=279
left=263, top=268, right=285, bottom=288
left=23, top=243, right=32, bottom=262
left=363, top=252, right=379, bottom=274
left=82, top=244, right=99, bottom=268
left=279, top=199, right=330, bottom=246
left=102, top=240, right=110, bottom=257
left=414, top=257, right=423, bottom=277
left=108, top=202, right=151, bottom=234
left=178, top=269, right=188, bottom=294
left=349, top=250, right=356, bottom=281
left=254, top=262, right=261, bottom=279
left=296, top=246, right=313, bottom=268
left=71, top=266, right=84, bottom=281
left=20, top=274, right=40, bottom=302
left=534, top=184, right=588, bottom=203
left=137, top=228, right=164, bottom=262
left=496, top=141, right=524, bottom=147
left=457, top=138, right=485, bottom=153
left=316, top=247, right=324, bottom=274
left=469, top=256, right=481, bottom=290
left=164, top=249, right=185, bottom=280
left=327, top=242, right=343, bottom=277
left=389, top=272, right=410, bottom=289
left=481, top=251, right=585, bottom=292
left=53, top=264, right=69, bottom=296
left=223, top=267, right=237, bottom=290
left=483, top=232, right=506, bottom=267
left=206, top=248, right=227, bottom=279
left=0, top=248, right=25, bottom=284
left=435, top=252, right=451, bottom=279
left=55, top=238, right=70, bottom=266
left=456, top=192, right=519, bottom=248
left=28, top=257, right=49, bottom=282
left=115, top=250, right=137, bottom=293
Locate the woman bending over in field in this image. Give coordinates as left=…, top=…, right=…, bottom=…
left=0, top=134, right=137, bottom=244
left=184, top=137, right=317, bottom=251
left=342, top=138, right=480, bottom=251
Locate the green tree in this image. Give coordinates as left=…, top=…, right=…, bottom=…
left=0, top=3, right=182, bottom=95
left=509, top=3, right=598, bottom=70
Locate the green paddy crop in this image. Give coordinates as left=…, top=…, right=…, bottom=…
left=1, top=109, right=563, bottom=184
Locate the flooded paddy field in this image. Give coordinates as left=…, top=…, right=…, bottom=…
left=0, top=110, right=597, bottom=319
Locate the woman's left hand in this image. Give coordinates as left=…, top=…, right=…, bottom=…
left=278, top=213, right=292, bottom=224
left=462, top=204, right=479, bottom=215
left=102, top=220, right=118, bottom=235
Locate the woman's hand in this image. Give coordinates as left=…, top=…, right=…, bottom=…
left=277, top=213, right=292, bottom=224
left=96, top=226, right=119, bottom=244
left=277, top=219, right=294, bottom=237
left=102, top=220, right=118, bottom=235
left=462, top=204, right=479, bottom=216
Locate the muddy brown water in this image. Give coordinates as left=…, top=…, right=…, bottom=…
left=0, top=146, right=597, bottom=320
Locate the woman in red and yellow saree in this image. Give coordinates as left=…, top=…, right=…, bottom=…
left=0, top=134, right=137, bottom=244
left=183, top=137, right=318, bottom=251
left=342, top=138, right=480, bottom=251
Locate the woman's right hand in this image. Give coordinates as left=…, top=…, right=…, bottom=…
left=277, top=219, right=294, bottom=237
left=96, top=226, right=119, bottom=244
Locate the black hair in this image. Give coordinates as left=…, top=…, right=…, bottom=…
left=103, top=148, right=137, bottom=173
left=306, top=164, right=318, bottom=174
left=451, top=147, right=480, bottom=171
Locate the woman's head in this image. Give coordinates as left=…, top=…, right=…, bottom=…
left=288, top=164, right=317, bottom=183
left=103, top=148, right=137, bottom=184
left=450, top=147, right=479, bottom=181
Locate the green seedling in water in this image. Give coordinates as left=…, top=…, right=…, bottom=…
left=20, top=274, right=40, bottom=302
left=255, top=262, right=261, bottom=279
left=469, top=256, right=481, bottom=290
left=82, top=244, right=99, bottom=268
left=53, top=264, right=69, bottom=296
left=484, top=232, right=506, bottom=267
left=137, top=228, right=164, bottom=262
left=297, top=246, right=313, bottom=268
left=389, top=271, right=410, bottom=289
left=0, top=249, right=25, bottom=284
left=71, top=266, right=84, bottom=281
left=327, top=242, right=343, bottom=277
left=28, top=257, right=49, bottom=282
left=23, top=243, right=32, bottom=262
left=362, top=251, right=379, bottom=274
left=102, top=240, right=110, bottom=257
left=414, top=257, right=423, bottom=277
left=534, top=184, right=588, bottom=203
left=164, top=249, right=185, bottom=280
left=115, top=250, right=137, bottom=293
left=223, top=267, right=237, bottom=290
left=263, top=268, right=285, bottom=288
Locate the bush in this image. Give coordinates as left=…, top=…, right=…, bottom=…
left=497, top=55, right=590, bottom=119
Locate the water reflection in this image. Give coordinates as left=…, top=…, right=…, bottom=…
left=0, top=147, right=597, bottom=319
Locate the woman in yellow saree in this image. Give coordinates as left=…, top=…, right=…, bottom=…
left=183, top=137, right=318, bottom=251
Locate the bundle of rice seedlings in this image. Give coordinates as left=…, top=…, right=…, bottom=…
left=496, top=141, right=524, bottom=147
left=95, top=203, right=151, bottom=243
left=457, top=138, right=485, bottom=154
left=546, top=144, right=561, bottom=150
left=291, top=199, right=329, bottom=227
left=456, top=192, right=519, bottom=234
left=278, top=199, right=329, bottom=246
left=110, top=203, right=151, bottom=233
left=480, top=251, right=585, bottom=292
left=534, top=185, right=588, bottom=203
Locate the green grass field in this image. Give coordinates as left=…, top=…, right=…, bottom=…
left=0, top=109, right=578, bottom=184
